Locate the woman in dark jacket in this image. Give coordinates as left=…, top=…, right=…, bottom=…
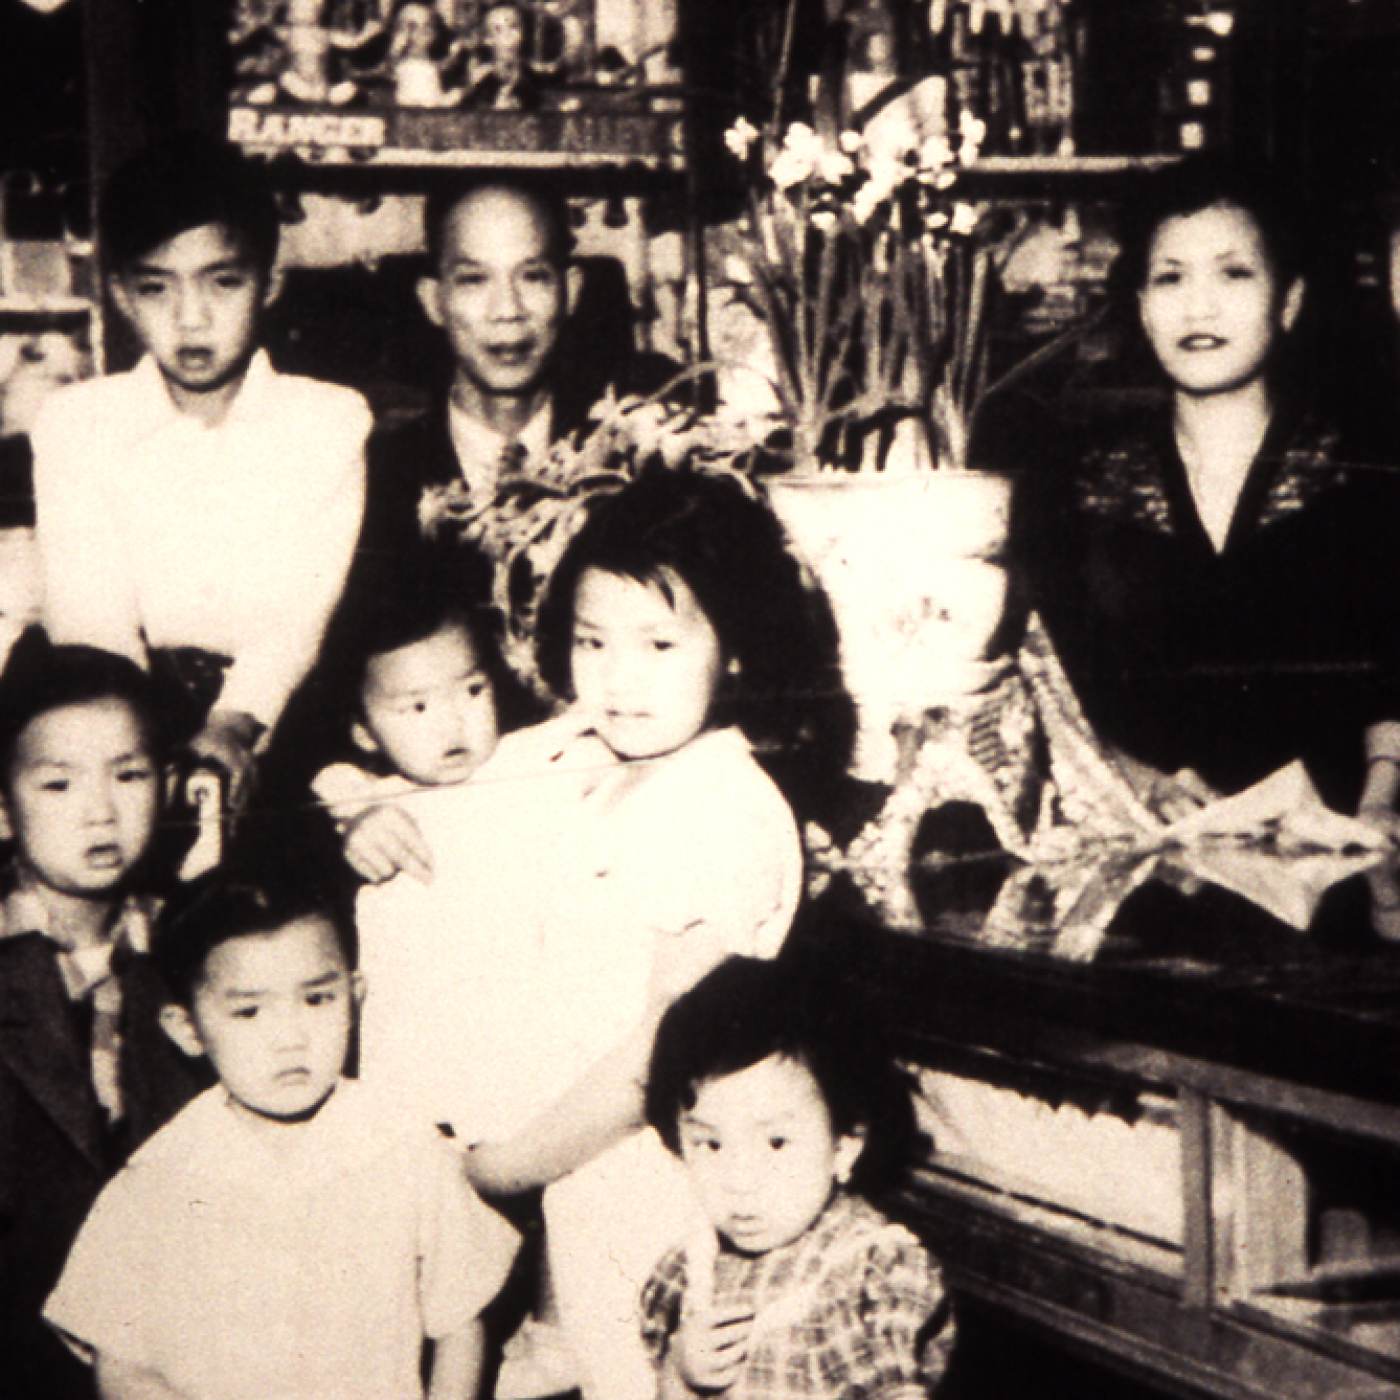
left=1033, top=155, right=1400, bottom=827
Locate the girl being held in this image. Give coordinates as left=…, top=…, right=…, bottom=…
left=458, top=467, right=829, bottom=1400
left=642, top=956, right=956, bottom=1399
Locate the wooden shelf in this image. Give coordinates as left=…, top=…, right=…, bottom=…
left=227, top=102, right=685, bottom=176
left=0, top=295, right=93, bottom=326
left=970, top=155, right=1179, bottom=175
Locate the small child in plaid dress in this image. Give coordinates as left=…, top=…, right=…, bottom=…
left=641, top=956, right=956, bottom=1399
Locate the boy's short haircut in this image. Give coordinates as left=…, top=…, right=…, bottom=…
left=100, top=134, right=280, bottom=275
left=645, top=954, right=925, bottom=1196
left=154, top=866, right=357, bottom=1007
left=0, top=625, right=160, bottom=789
left=423, top=174, right=574, bottom=271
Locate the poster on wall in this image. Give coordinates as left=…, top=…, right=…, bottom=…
left=226, top=0, right=684, bottom=169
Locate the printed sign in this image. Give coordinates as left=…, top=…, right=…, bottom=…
left=227, top=0, right=683, bottom=167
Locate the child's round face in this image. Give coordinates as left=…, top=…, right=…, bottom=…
left=185, top=916, right=357, bottom=1124
left=111, top=223, right=268, bottom=408
left=570, top=567, right=725, bottom=762
left=485, top=5, right=525, bottom=57
left=678, top=1054, right=864, bottom=1255
left=395, top=3, right=436, bottom=56
left=3, top=698, right=157, bottom=904
left=1138, top=201, right=1299, bottom=399
left=356, top=620, right=499, bottom=787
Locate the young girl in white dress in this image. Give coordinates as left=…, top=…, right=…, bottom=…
left=454, top=466, right=837, bottom=1400
left=330, top=468, right=837, bottom=1398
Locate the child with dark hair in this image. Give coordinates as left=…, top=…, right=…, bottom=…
left=641, top=956, right=955, bottom=1399
left=312, top=544, right=524, bottom=883
left=0, top=626, right=199, bottom=1400
left=533, top=465, right=836, bottom=765
left=309, top=550, right=553, bottom=1149
left=442, top=467, right=816, bottom=1400
left=317, top=469, right=824, bottom=1397
left=45, top=867, right=518, bottom=1400
left=32, top=133, right=370, bottom=814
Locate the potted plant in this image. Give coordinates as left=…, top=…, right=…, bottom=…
left=423, top=78, right=1077, bottom=781
left=420, top=388, right=756, bottom=701
left=711, top=101, right=1072, bottom=777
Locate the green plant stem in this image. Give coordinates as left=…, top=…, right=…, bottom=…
left=769, top=0, right=801, bottom=141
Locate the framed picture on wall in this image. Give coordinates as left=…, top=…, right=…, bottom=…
left=226, top=0, right=684, bottom=170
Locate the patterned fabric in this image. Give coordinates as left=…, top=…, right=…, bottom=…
left=1031, top=405, right=1400, bottom=808
left=0, top=867, right=157, bottom=1124
left=445, top=397, right=550, bottom=501
left=1070, top=411, right=1349, bottom=539
left=640, top=1194, right=954, bottom=1399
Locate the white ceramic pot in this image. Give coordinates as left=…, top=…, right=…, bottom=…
left=765, top=470, right=1014, bottom=781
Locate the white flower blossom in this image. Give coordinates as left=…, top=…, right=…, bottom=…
left=927, top=210, right=950, bottom=230
left=810, top=208, right=839, bottom=233
left=918, top=134, right=956, bottom=171
left=935, top=169, right=958, bottom=191
left=839, top=129, right=863, bottom=155
left=783, top=122, right=824, bottom=163
left=851, top=179, right=886, bottom=225
left=950, top=202, right=979, bottom=236
left=769, top=123, right=824, bottom=189
left=958, top=110, right=988, bottom=146
left=770, top=147, right=814, bottom=190
left=818, top=149, right=855, bottom=183
left=724, top=116, right=760, bottom=160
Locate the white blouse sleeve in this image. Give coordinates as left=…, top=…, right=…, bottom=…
left=217, top=392, right=369, bottom=730
left=32, top=388, right=144, bottom=664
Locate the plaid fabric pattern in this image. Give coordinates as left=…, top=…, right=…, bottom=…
left=0, top=867, right=157, bottom=1124
left=641, top=1194, right=954, bottom=1398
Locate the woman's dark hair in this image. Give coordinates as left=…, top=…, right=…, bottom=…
left=0, top=626, right=161, bottom=791
left=1113, top=153, right=1307, bottom=298
left=155, top=865, right=356, bottom=1008
left=1106, top=154, right=1312, bottom=401
left=644, top=955, right=925, bottom=1197
left=534, top=467, right=845, bottom=764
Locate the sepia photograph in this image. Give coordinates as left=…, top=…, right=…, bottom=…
left=3, top=2, right=1400, bottom=1398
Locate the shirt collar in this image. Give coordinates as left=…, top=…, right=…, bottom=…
left=447, top=397, right=553, bottom=497
left=203, top=1077, right=384, bottom=1188
left=548, top=711, right=751, bottom=778
left=0, top=864, right=155, bottom=1001
left=128, top=348, right=274, bottom=437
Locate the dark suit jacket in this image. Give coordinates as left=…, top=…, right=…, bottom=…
left=250, top=348, right=682, bottom=823
left=355, top=345, right=682, bottom=589
left=0, top=934, right=203, bottom=1400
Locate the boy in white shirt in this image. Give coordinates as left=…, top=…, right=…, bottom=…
left=32, top=135, right=370, bottom=812
left=45, top=871, right=518, bottom=1400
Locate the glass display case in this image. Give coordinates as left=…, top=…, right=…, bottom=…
left=810, top=851, right=1400, bottom=1397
